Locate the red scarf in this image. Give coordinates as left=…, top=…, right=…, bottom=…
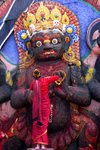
left=32, top=80, right=42, bottom=126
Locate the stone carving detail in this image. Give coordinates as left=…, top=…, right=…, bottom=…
left=0, top=1, right=100, bottom=150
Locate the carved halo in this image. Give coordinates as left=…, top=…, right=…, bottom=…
left=87, top=18, right=100, bottom=50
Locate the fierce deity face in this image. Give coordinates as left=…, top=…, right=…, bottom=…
left=30, top=29, right=65, bottom=61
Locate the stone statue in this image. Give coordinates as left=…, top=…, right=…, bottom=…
left=1, top=1, right=100, bottom=150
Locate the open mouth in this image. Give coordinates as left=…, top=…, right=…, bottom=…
left=43, top=50, right=56, bottom=55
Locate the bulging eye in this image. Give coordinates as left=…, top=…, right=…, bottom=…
left=36, top=41, right=42, bottom=47
left=52, top=38, right=58, bottom=44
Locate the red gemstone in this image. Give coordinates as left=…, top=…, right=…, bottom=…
left=65, top=37, right=69, bottom=43
left=41, top=12, right=45, bottom=17
left=28, top=43, right=31, bottom=48
left=65, top=18, right=67, bottom=22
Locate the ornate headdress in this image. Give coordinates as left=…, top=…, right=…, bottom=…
left=14, top=1, right=80, bottom=69
left=23, top=2, right=70, bottom=36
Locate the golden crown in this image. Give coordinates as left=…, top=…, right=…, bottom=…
left=23, top=2, right=70, bottom=38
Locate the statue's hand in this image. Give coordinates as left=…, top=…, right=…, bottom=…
left=53, top=70, right=66, bottom=83
left=70, top=65, right=84, bottom=84
left=53, top=70, right=61, bottom=76
left=52, top=70, right=69, bottom=98
left=54, top=87, right=66, bottom=98
left=26, top=89, right=33, bottom=104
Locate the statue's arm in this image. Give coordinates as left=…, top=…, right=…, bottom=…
left=0, top=84, right=12, bottom=104
left=11, top=88, right=33, bottom=109
left=66, top=65, right=91, bottom=106
left=0, top=60, right=15, bottom=104
left=87, top=55, right=100, bottom=102
left=87, top=79, right=100, bottom=102
left=82, top=62, right=100, bottom=102
left=53, top=66, right=90, bottom=106
left=68, top=84, right=91, bottom=106
left=10, top=71, right=33, bottom=109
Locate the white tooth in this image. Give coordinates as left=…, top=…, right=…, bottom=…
left=43, top=51, right=55, bottom=54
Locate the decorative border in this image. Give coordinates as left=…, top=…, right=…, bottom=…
left=0, top=51, right=17, bottom=66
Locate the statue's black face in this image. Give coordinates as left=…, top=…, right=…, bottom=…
left=31, top=29, right=65, bottom=61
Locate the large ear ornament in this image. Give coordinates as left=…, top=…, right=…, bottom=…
left=25, top=40, right=34, bottom=58
left=64, top=35, right=70, bottom=52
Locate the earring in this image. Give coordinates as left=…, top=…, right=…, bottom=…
left=23, top=51, right=34, bottom=68
left=62, top=46, right=81, bottom=66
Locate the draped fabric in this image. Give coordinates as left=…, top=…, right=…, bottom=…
left=30, top=75, right=59, bottom=145
left=31, top=80, right=42, bottom=126
left=32, top=93, right=50, bottom=145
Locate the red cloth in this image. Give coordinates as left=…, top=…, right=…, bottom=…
left=31, top=80, right=42, bottom=126
left=0, top=128, right=4, bottom=150
left=30, top=75, right=59, bottom=145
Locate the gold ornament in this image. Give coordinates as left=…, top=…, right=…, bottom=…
left=62, top=12, right=69, bottom=25
left=36, top=2, right=50, bottom=22
left=40, top=18, right=48, bottom=30
left=51, top=6, right=61, bottom=21
left=54, top=70, right=66, bottom=85
left=49, top=104, right=53, bottom=123
left=67, top=27, right=73, bottom=33
left=19, top=51, right=35, bottom=68
left=21, top=33, right=28, bottom=39
left=63, top=47, right=81, bottom=66
left=6, top=71, right=13, bottom=86
left=23, top=3, right=70, bottom=33
left=33, top=69, right=41, bottom=78
left=85, top=67, right=94, bottom=83
left=23, top=12, right=36, bottom=30
left=24, top=51, right=30, bottom=61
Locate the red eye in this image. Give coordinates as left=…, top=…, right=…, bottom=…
left=36, top=41, right=42, bottom=47
left=52, top=38, right=58, bottom=44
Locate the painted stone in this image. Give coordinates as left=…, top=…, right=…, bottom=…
left=0, top=0, right=100, bottom=150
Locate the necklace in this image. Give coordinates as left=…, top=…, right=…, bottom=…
left=49, top=104, right=53, bottom=123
